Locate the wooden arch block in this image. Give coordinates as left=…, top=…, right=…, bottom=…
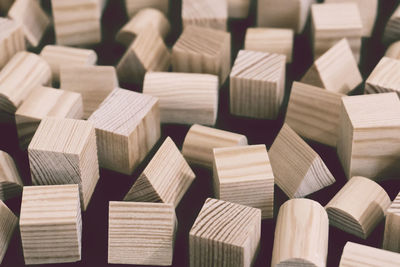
left=385, top=41, right=400, bottom=60
left=0, top=200, right=17, bottom=264
left=383, top=192, right=400, bottom=252
left=383, top=5, right=400, bottom=44
left=0, top=17, right=25, bottom=70
left=189, top=198, right=261, bottom=267
left=228, top=0, right=250, bottom=18
left=0, top=150, right=23, bottom=201
left=269, top=124, right=335, bottom=198
left=125, top=0, right=169, bottom=18
left=182, top=0, right=228, bottom=31
left=365, top=57, right=400, bottom=96
left=325, top=176, right=391, bottom=239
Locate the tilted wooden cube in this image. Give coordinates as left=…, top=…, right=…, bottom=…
left=182, top=0, right=228, bottom=31
left=0, top=17, right=25, bottom=70
left=383, top=191, right=400, bottom=253
left=0, top=200, right=17, bottom=264
left=383, top=5, right=400, bottom=44
left=0, top=150, right=23, bottom=201
left=365, top=57, right=400, bottom=96
left=125, top=0, right=169, bottom=18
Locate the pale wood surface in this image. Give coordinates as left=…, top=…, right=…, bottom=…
left=182, top=0, right=228, bottom=31
left=0, top=17, right=25, bottom=70
left=0, top=200, right=17, bottom=264
left=0, top=150, right=23, bottom=201
left=125, top=0, right=169, bottom=17
left=228, top=0, right=250, bottom=18
left=365, top=57, right=400, bottom=96
left=383, top=191, right=400, bottom=252
left=385, top=41, right=400, bottom=59
left=383, top=5, right=400, bottom=44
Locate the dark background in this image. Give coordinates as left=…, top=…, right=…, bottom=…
left=1, top=0, right=400, bottom=266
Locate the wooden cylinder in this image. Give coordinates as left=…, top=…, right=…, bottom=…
left=383, top=192, right=400, bottom=252
left=385, top=41, right=400, bottom=60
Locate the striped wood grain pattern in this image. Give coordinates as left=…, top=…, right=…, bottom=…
left=0, top=200, right=17, bottom=264
left=365, top=57, right=400, bottom=96
left=383, top=191, right=400, bottom=252
left=0, top=150, right=23, bottom=201
left=0, top=17, right=25, bottom=70
left=383, top=5, right=400, bottom=44
left=125, top=0, right=169, bottom=18
left=385, top=41, right=400, bottom=59
left=182, top=0, right=228, bottom=31
left=228, top=0, right=250, bottom=18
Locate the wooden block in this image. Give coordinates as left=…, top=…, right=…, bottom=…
left=0, top=17, right=25, bottom=70
left=20, top=185, right=82, bottom=265
left=365, top=57, right=400, bottom=96
left=213, top=145, right=274, bottom=219
left=337, top=93, right=400, bottom=180
left=385, top=41, right=400, bottom=60
left=182, top=124, right=248, bottom=168
left=0, top=200, right=17, bottom=264
left=124, top=137, right=195, bottom=207
left=28, top=117, right=99, bottom=210
left=269, top=124, right=335, bottom=198
left=383, top=191, right=400, bottom=252
left=271, top=199, right=329, bottom=267
left=60, top=65, right=117, bottom=119
left=230, top=50, right=285, bottom=119
left=285, top=82, right=343, bottom=147
left=0, top=0, right=13, bottom=15
left=189, top=198, right=261, bottom=267
left=244, top=27, right=294, bottom=63
left=143, top=72, right=219, bottom=125
left=0, top=150, right=23, bottom=201
left=172, top=25, right=231, bottom=85
left=15, top=86, right=83, bottom=149
left=325, top=176, right=391, bottom=239
left=182, top=0, right=228, bottom=31
left=301, top=38, right=362, bottom=95
left=125, top=0, right=169, bottom=18
left=88, top=88, right=160, bottom=175
left=228, top=0, right=250, bottom=18
left=383, top=5, right=400, bottom=44
left=108, top=202, right=176, bottom=265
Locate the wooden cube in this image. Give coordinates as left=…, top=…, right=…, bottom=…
left=213, top=145, right=274, bottom=219
left=383, top=192, right=400, bottom=253
left=143, top=72, right=219, bottom=125
left=230, top=50, right=285, bottom=119
left=28, top=117, right=99, bottom=210
left=108, top=202, right=176, bottom=265
left=88, top=88, right=160, bottom=175
left=385, top=41, right=400, bottom=60
left=189, top=198, right=261, bottom=267
left=383, top=5, right=400, bottom=44
left=0, top=150, right=23, bottom=201
left=228, top=0, right=250, bottom=18
left=124, top=137, right=195, bottom=207
left=0, top=200, right=17, bottom=264
left=182, top=0, right=227, bottom=31
left=365, top=57, right=400, bottom=96
left=0, top=17, right=25, bottom=70
left=125, top=0, right=169, bottom=18
left=172, top=25, right=231, bottom=85
left=20, top=185, right=82, bottom=265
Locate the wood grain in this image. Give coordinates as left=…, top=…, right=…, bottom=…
left=383, top=5, right=400, bottom=44
left=365, top=57, right=400, bottom=96
left=383, top=191, right=400, bottom=252
left=228, top=0, right=250, bottom=19
left=182, top=0, right=228, bottom=31
left=385, top=41, right=400, bottom=59
left=125, top=0, right=169, bottom=18
left=0, top=150, right=23, bottom=201
left=0, top=17, right=25, bottom=70
left=0, top=200, right=17, bottom=264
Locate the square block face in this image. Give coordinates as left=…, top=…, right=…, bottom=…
left=366, top=57, right=400, bottom=95
left=182, top=0, right=228, bottom=31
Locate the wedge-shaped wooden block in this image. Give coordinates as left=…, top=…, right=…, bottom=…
left=124, top=137, right=195, bottom=207
left=20, top=185, right=82, bottom=265
left=0, top=200, right=17, bottom=264
left=182, top=0, right=227, bottom=31
left=182, top=124, right=248, bottom=168
left=143, top=72, right=219, bottom=125
left=125, top=0, right=169, bottom=18
left=108, top=202, right=176, bottom=265
left=383, top=192, right=400, bottom=252
left=0, top=150, right=23, bottom=201
left=269, top=124, right=335, bottom=198
left=228, top=0, right=250, bottom=18
left=365, top=57, right=400, bottom=96
left=301, top=39, right=362, bottom=95
left=385, top=41, right=400, bottom=60
left=190, top=198, right=261, bottom=267
left=172, top=25, right=231, bottom=85
left=28, top=117, right=99, bottom=210
left=0, top=17, right=25, bottom=70
left=383, top=5, right=400, bottom=44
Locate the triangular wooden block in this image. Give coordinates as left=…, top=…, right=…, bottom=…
left=0, top=17, right=25, bottom=69
left=365, top=57, right=400, bottom=96
left=182, top=0, right=228, bottom=31
left=0, top=200, right=17, bottom=264
left=383, top=191, right=400, bottom=252
left=0, top=150, right=23, bottom=201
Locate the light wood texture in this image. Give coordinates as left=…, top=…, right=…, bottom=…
left=0, top=0, right=13, bottom=15
left=285, top=82, right=343, bottom=147
left=325, top=176, right=391, bottom=239
left=182, top=124, right=248, bottom=168
left=383, top=191, right=400, bottom=252
left=365, top=57, right=400, bottom=96
left=0, top=200, right=17, bottom=264
left=189, top=198, right=261, bottom=267
left=230, top=50, right=286, bottom=119
left=28, top=117, right=99, bottom=211
left=385, top=41, right=400, bottom=59
left=0, top=17, right=25, bottom=70
left=88, top=88, right=160, bottom=175
left=271, top=199, right=329, bottom=267
left=301, top=38, right=362, bottom=95
left=383, top=5, right=400, bottom=44
left=337, top=93, right=400, bottom=180
left=0, top=151, right=23, bottom=201
left=124, top=137, right=195, bottom=207
left=108, top=201, right=176, bottom=265
left=213, top=145, right=274, bottom=219
left=269, top=123, right=335, bottom=198
left=20, top=185, right=82, bottom=265
left=182, top=0, right=228, bottom=31
left=125, top=0, right=169, bottom=18
left=143, top=72, right=219, bottom=125
left=172, top=25, right=231, bottom=85
left=228, top=0, right=250, bottom=18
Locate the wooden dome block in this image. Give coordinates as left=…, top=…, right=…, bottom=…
left=365, top=57, right=400, bottom=96
left=182, top=0, right=228, bottom=31
left=88, top=88, right=160, bottom=175
left=269, top=124, right=335, bottom=198
left=383, top=192, right=400, bottom=252
left=0, top=18, right=25, bottom=70
left=230, top=50, right=286, bottom=119
left=0, top=150, right=23, bottom=201
left=189, top=198, right=261, bottom=267
left=325, top=176, right=391, bottom=239
left=108, top=202, right=176, bottom=265
left=0, top=200, right=17, bottom=264
left=28, top=117, right=99, bottom=211
left=285, top=82, right=343, bottom=147
left=301, top=39, right=362, bottom=95
left=125, top=0, right=169, bottom=18
left=213, top=145, right=274, bottom=219
left=228, top=0, right=250, bottom=18
left=385, top=41, right=400, bottom=60
left=383, top=5, right=400, bottom=44
left=182, top=124, right=248, bottom=168
left=124, top=137, right=195, bottom=207
left=143, top=72, right=219, bottom=125
left=172, top=25, right=231, bottom=85
left=337, top=93, right=400, bottom=180
left=20, top=185, right=82, bottom=265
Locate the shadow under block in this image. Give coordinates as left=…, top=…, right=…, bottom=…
left=125, top=0, right=169, bottom=18
left=172, top=26, right=231, bottom=85
left=124, top=137, right=195, bottom=207
left=28, top=117, right=99, bottom=211
left=0, top=150, right=23, bottom=201
left=301, top=39, right=362, bottom=95
left=228, top=0, right=250, bottom=18
left=20, top=185, right=82, bottom=265
left=143, top=72, right=219, bottom=125
left=182, top=124, right=248, bottom=169
left=108, top=202, right=176, bottom=265
left=0, top=200, right=17, bottom=264
left=385, top=41, right=400, bottom=60
left=365, top=57, right=400, bottom=96
left=182, top=0, right=227, bottom=31
left=337, top=93, right=400, bottom=180
left=230, top=50, right=285, bottom=119
left=0, top=17, right=25, bottom=70
left=383, top=5, right=400, bottom=44
left=212, top=145, right=274, bottom=219
left=269, top=124, right=335, bottom=199
left=325, top=176, right=391, bottom=239
left=88, top=88, right=160, bottom=175
left=383, top=192, right=400, bottom=252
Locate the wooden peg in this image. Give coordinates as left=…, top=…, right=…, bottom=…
left=228, top=0, right=250, bottom=18
left=385, top=41, right=400, bottom=59
left=108, top=202, right=176, bottom=265
left=0, top=0, right=13, bottom=15
left=0, top=17, right=25, bottom=70
left=189, top=198, right=261, bottom=267
left=0, top=200, right=17, bottom=264
left=230, top=50, right=285, bottom=119
left=365, top=57, right=400, bottom=96
left=383, top=192, right=400, bottom=252
left=143, top=72, right=219, bottom=125
left=88, top=88, right=160, bottom=175
left=0, top=150, right=23, bottom=201
left=182, top=124, right=248, bottom=168
left=269, top=124, right=335, bottom=198
left=20, top=185, right=82, bottom=265
left=124, top=137, right=195, bottom=207
left=383, top=5, right=400, bottom=45
left=125, top=0, right=169, bottom=18
left=182, top=0, right=228, bottom=31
